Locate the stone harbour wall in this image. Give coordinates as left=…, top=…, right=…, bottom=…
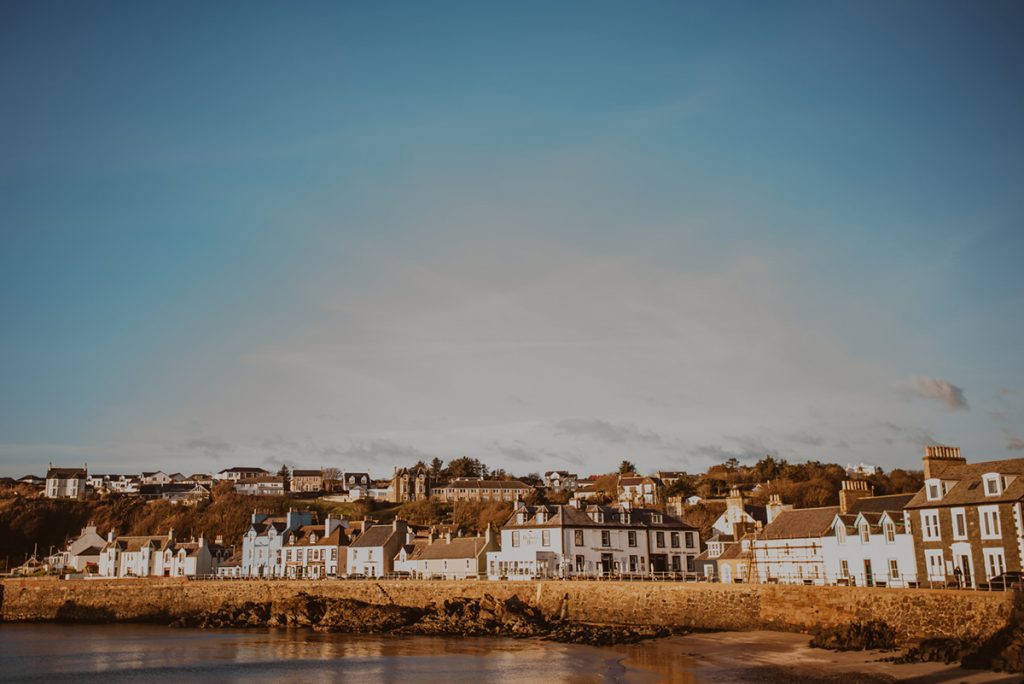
left=0, top=578, right=1017, bottom=642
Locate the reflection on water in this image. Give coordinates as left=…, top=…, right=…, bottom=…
left=0, top=624, right=692, bottom=683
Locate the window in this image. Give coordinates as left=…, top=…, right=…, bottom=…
left=920, top=510, right=941, bottom=541
left=541, top=530, right=551, bottom=547
left=860, top=524, right=870, bottom=543
left=839, top=560, right=849, bottom=578
left=601, top=531, right=611, bottom=547
left=511, top=531, right=520, bottom=548
left=656, top=532, right=665, bottom=548
left=888, top=559, right=900, bottom=579
left=685, top=533, right=696, bottom=549
left=574, top=530, right=584, bottom=546
left=983, top=474, right=1003, bottom=496
left=952, top=508, right=967, bottom=540
left=884, top=523, right=895, bottom=543
left=983, top=548, right=1006, bottom=579
left=670, top=532, right=680, bottom=548
left=925, top=550, right=945, bottom=581
left=836, top=525, right=846, bottom=544
left=925, top=479, right=942, bottom=501
left=980, top=506, right=1001, bottom=539
left=627, top=531, right=637, bottom=547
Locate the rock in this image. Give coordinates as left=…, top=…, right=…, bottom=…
left=808, top=621, right=898, bottom=652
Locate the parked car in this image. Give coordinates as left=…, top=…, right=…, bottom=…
left=979, top=572, right=1023, bottom=591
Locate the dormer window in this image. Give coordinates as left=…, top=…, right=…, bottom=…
left=983, top=473, right=1003, bottom=496
left=836, top=524, right=846, bottom=544
left=516, top=511, right=527, bottom=524
left=590, top=510, right=604, bottom=523
left=925, top=478, right=942, bottom=501
left=859, top=524, right=870, bottom=543
left=651, top=514, right=663, bottom=524
left=536, top=510, right=546, bottom=524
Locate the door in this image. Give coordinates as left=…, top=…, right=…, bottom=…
left=600, top=553, right=613, bottom=575
left=863, top=559, right=873, bottom=587
left=959, top=554, right=972, bottom=588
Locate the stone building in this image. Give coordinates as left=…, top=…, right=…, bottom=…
left=389, top=465, right=432, bottom=502
left=290, top=468, right=324, bottom=493
left=904, top=445, right=1024, bottom=588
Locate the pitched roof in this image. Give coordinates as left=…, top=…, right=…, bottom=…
left=441, top=479, right=532, bottom=490
left=46, top=467, right=86, bottom=479
left=219, top=467, right=269, bottom=474
left=350, top=524, right=403, bottom=548
left=848, top=493, right=915, bottom=515
left=502, top=504, right=694, bottom=530
left=905, top=458, right=1024, bottom=509
left=292, top=469, right=322, bottom=477
left=759, top=506, right=840, bottom=540
left=412, top=536, right=487, bottom=560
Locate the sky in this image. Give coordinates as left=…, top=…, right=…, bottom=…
left=2, top=1, right=1023, bottom=478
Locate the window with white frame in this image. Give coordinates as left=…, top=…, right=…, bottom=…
left=925, top=550, right=945, bottom=581
left=601, top=530, right=610, bottom=547
left=860, top=524, right=870, bottom=543
left=888, top=559, right=899, bottom=579
left=574, top=529, right=584, bottom=546
left=836, top=524, right=846, bottom=544
left=925, top=479, right=942, bottom=501
left=839, top=559, right=849, bottom=578
left=983, top=548, right=1006, bottom=579
left=541, top=530, right=550, bottom=547
left=979, top=506, right=1001, bottom=539
left=511, top=531, right=520, bottom=547
left=884, top=522, right=895, bottom=543
left=983, top=473, right=1003, bottom=496
left=920, top=510, right=941, bottom=541
left=952, top=508, right=967, bottom=540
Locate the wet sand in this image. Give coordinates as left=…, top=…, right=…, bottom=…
left=616, top=631, right=1023, bottom=683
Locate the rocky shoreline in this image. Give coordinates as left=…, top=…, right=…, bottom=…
left=168, top=592, right=673, bottom=646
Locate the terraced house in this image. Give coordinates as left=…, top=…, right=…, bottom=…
left=487, top=501, right=699, bottom=580
left=432, top=478, right=534, bottom=503
left=904, top=445, right=1024, bottom=588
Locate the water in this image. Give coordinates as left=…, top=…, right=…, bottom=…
left=0, top=624, right=672, bottom=683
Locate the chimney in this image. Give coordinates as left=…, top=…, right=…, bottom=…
left=485, top=524, right=495, bottom=546
left=923, top=445, right=966, bottom=480
left=107, top=530, right=114, bottom=542
left=766, top=494, right=784, bottom=524
left=838, top=480, right=873, bottom=515
left=168, top=528, right=174, bottom=542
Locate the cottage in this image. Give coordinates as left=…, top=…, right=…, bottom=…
left=394, top=528, right=498, bottom=579
left=346, top=520, right=411, bottom=577
left=50, top=525, right=107, bottom=574
left=822, top=488, right=918, bottom=588
left=749, top=506, right=840, bottom=584
left=140, top=471, right=173, bottom=485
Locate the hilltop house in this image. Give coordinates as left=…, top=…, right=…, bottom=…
left=290, top=469, right=324, bottom=493
left=389, top=465, right=432, bottom=502
left=486, top=502, right=699, bottom=580
left=45, top=466, right=88, bottom=499
left=543, top=471, right=579, bottom=493
left=235, top=476, right=286, bottom=496
left=432, top=478, right=534, bottom=503
left=904, top=445, right=1024, bottom=588
left=617, top=475, right=661, bottom=506
left=216, top=467, right=270, bottom=482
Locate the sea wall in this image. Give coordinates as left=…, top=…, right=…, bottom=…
left=1, top=578, right=1018, bottom=642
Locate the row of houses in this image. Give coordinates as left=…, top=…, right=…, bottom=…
left=49, top=526, right=229, bottom=578
left=696, top=446, right=1024, bottom=589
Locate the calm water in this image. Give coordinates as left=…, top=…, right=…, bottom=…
left=0, top=624, right=677, bottom=683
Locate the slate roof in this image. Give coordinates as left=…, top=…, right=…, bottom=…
left=848, top=493, right=915, bottom=515
left=758, top=506, right=840, bottom=540
left=349, top=524, right=403, bottom=548
left=440, top=479, right=532, bottom=490
left=412, top=536, right=487, bottom=561
left=46, top=467, right=87, bottom=479
left=905, top=458, right=1024, bottom=509
left=501, top=504, right=695, bottom=531
left=292, top=469, right=322, bottom=477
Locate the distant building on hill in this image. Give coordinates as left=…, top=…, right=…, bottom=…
left=432, top=478, right=534, bottom=503
left=45, top=465, right=88, bottom=499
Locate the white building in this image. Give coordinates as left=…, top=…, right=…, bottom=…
left=99, top=532, right=224, bottom=577
left=487, top=502, right=699, bottom=580
left=544, top=471, right=579, bottom=493
left=617, top=476, right=661, bottom=506
left=241, top=510, right=315, bottom=577
left=749, top=506, right=838, bottom=584
left=394, top=528, right=499, bottom=579
left=45, top=466, right=88, bottom=499
left=141, top=470, right=173, bottom=485
left=49, top=525, right=107, bottom=574
left=216, top=467, right=270, bottom=482
left=347, top=520, right=411, bottom=577
left=235, top=476, right=286, bottom=496
left=822, top=493, right=918, bottom=588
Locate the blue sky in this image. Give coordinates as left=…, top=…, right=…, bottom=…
left=2, top=1, right=1023, bottom=476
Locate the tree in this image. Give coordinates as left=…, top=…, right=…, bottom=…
left=429, top=458, right=444, bottom=480
left=322, top=467, right=343, bottom=493
left=445, top=456, right=484, bottom=480
left=618, top=460, right=637, bottom=475
left=397, top=499, right=444, bottom=525
left=277, top=465, right=291, bottom=492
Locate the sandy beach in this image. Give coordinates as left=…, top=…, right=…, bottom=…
left=615, top=631, right=1023, bottom=683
